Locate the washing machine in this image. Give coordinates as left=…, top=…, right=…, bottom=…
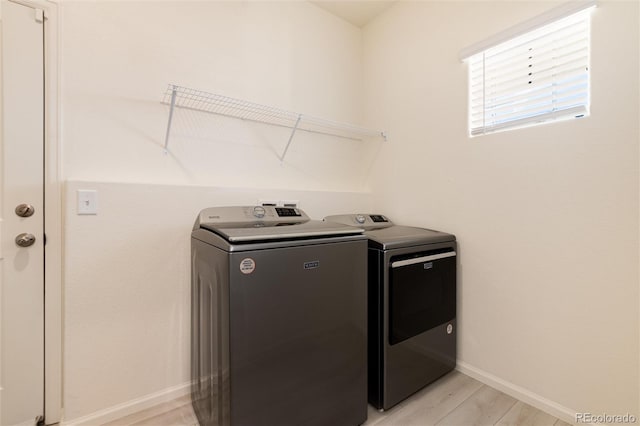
left=191, top=206, right=368, bottom=426
left=324, top=214, right=457, bottom=411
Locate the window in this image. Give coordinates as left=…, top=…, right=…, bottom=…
left=461, top=1, right=595, bottom=136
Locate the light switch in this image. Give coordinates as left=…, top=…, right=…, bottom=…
left=77, top=190, right=98, bottom=215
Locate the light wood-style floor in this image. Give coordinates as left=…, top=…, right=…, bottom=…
left=104, top=371, right=571, bottom=426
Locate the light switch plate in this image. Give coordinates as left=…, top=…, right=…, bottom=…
left=77, top=190, right=98, bottom=215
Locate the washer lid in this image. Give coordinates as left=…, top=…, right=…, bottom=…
left=195, top=206, right=363, bottom=242
left=366, top=225, right=455, bottom=249
left=201, top=220, right=363, bottom=242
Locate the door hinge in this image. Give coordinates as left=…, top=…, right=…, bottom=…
left=36, top=415, right=45, bottom=426
left=35, top=9, right=44, bottom=24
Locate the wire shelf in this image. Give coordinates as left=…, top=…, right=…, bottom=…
left=162, top=84, right=387, bottom=160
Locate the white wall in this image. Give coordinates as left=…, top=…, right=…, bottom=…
left=61, top=0, right=380, bottom=192
left=363, top=0, right=639, bottom=420
left=59, top=1, right=374, bottom=422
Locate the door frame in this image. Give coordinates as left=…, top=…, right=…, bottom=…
left=2, top=0, right=62, bottom=423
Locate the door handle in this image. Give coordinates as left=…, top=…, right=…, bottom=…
left=15, top=233, right=36, bottom=247
left=391, top=251, right=456, bottom=268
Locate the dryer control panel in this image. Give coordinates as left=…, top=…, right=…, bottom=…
left=324, top=214, right=393, bottom=230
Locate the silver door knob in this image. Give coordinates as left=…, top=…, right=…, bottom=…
left=15, top=203, right=35, bottom=218
left=15, top=233, right=36, bottom=247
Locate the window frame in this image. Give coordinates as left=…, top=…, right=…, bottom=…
left=460, top=1, right=596, bottom=137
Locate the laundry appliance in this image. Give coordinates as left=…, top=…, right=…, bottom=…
left=324, top=214, right=457, bottom=411
left=191, top=206, right=368, bottom=426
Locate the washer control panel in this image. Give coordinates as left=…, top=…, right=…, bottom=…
left=324, top=214, right=393, bottom=230
left=275, top=207, right=302, bottom=217
left=196, top=206, right=309, bottom=228
left=370, top=215, right=388, bottom=223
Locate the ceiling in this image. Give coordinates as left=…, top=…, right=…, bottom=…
left=310, top=1, right=397, bottom=28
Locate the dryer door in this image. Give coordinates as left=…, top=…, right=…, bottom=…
left=389, top=249, right=456, bottom=345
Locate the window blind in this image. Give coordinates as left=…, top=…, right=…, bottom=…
left=468, top=8, right=592, bottom=136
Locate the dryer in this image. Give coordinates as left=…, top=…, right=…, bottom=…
left=324, top=214, right=457, bottom=411
left=192, top=206, right=368, bottom=426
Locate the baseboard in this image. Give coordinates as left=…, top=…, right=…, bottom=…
left=456, top=361, right=580, bottom=425
left=61, top=382, right=191, bottom=426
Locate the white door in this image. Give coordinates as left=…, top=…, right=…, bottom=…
left=0, top=1, right=45, bottom=425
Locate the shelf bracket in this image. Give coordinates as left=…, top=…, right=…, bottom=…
left=163, top=85, right=178, bottom=153
left=279, top=114, right=302, bottom=163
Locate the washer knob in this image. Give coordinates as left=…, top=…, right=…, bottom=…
left=253, top=206, right=266, bottom=218
left=355, top=214, right=366, bottom=224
